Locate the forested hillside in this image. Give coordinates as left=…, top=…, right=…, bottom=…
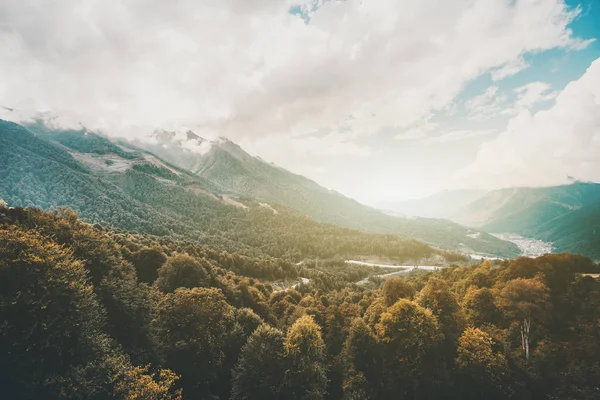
left=1, top=205, right=599, bottom=399
left=452, top=183, right=600, bottom=259
left=131, top=128, right=520, bottom=258
left=529, top=201, right=600, bottom=258
left=0, top=119, right=445, bottom=263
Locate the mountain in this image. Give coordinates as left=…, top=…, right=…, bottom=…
left=451, top=183, right=600, bottom=259
left=138, top=129, right=212, bottom=172
left=375, top=189, right=486, bottom=218
left=531, top=201, right=600, bottom=258
left=135, top=131, right=520, bottom=258
left=0, top=118, right=461, bottom=263
left=452, top=183, right=600, bottom=230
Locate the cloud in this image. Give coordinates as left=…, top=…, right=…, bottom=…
left=0, top=0, right=592, bottom=146
left=465, top=86, right=509, bottom=120
left=423, top=129, right=496, bottom=144
left=236, top=129, right=372, bottom=184
left=465, top=81, right=559, bottom=120
left=394, top=120, right=439, bottom=141
left=240, top=130, right=372, bottom=160
left=490, top=57, right=531, bottom=81
left=513, top=81, right=559, bottom=109
left=453, top=57, right=600, bottom=189
left=465, top=86, right=501, bottom=110
left=165, top=129, right=214, bottom=155
left=394, top=119, right=495, bottom=144
left=494, top=81, right=559, bottom=117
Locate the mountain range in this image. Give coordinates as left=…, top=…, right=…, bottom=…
left=3, top=118, right=599, bottom=260
left=385, top=182, right=600, bottom=259
left=0, top=118, right=521, bottom=259
left=130, top=127, right=520, bottom=257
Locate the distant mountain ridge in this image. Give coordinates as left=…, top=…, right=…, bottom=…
left=452, top=183, right=600, bottom=230
left=134, top=129, right=520, bottom=258
left=387, top=183, right=600, bottom=260
left=451, top=182, right=600, bottom=259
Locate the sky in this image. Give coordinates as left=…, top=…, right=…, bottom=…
left=1, top=0, right=600, bottom=204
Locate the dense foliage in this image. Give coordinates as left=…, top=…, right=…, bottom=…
left=1, top=205, right=599, bottom=399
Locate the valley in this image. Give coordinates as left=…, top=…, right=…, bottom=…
left=3, top=2, right=600, bottom=399
left=129, top=125, right=521, bottom=258
left=491, top=233, right=553, bottom=257
left=1, top=118, right=600, bottom=400
left=385, top=182, right=600, bottom=260
left=345, top=259, right=445, bottom=271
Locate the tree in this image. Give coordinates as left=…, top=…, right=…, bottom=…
left=343, top=318, right=381, bottom=399
left=0, top=226, right=181, bottom=399
left=455, top=328, right=510, bottom=399
left=499, top=257, right=550, bottom=282
left=497, top=278, right=551, bottom=363
left=230, top=324, right=286, bottom=400
left=463, top=287, right=500, bottom=326
left=134, top=246, right=168, bottom=284
left=283, top=315, right=328, bottom=400
left=375, top=299, right=443, bottom=397
left=381, top=277, right=416, bottom=306
left=0, top=227, right=112, bottom=398
left=417, top=278, right=466, bottom=352
left=113, top=365, right=182, bottom=400
left=363, top=298, right=386, bottom=328
left=214, top=307, right=265, bottom=399
left=151, top=287, right=235, bottom=398
left=154, top=253, right=210, bottom=293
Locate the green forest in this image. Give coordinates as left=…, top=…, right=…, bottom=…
left=1, top=205, right=599, bottom=399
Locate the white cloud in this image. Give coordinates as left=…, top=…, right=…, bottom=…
left=493, top=81, right=559, bottom=117
left=454, top=57, right=600, bottom=189
left=423, top=129, right=496, bottom=144
left=394, top=120, right=439, bottom=140
left=490, top=57, right=531, bottom=81
left=465, top=81, right=559, bottom=121
left=465, top=86, right=501, bottom=110
left=465, top=86, right=509, bottom=120
left=513, top=81, right=559, bottom=109
left=0, top=0, right=592, bottom=147
left=240, top=131, right=372, bottom=159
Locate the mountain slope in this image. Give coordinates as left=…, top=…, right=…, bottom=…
left=140, top=133, right=520, bottom=258
left=452, top=183, right=600, bottom=231
left=451, top=183, right=600, bottom=259
left=520, top=200, right=600, bottom=259
left=1, top=119, right=455, bottom=263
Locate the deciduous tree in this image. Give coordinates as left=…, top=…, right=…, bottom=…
left=151, top=287, right=234, bottom=398
left=381, top=277, right=416, bottom=306
left=455, top=328, right=510, bottom=399
left=155, top=253, right=211, bottom=293
left=283, top=315, right=328, bottom=400
left=231, top=324, right=286, bottom=400
left=497, top=278, right=551, bottom=363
